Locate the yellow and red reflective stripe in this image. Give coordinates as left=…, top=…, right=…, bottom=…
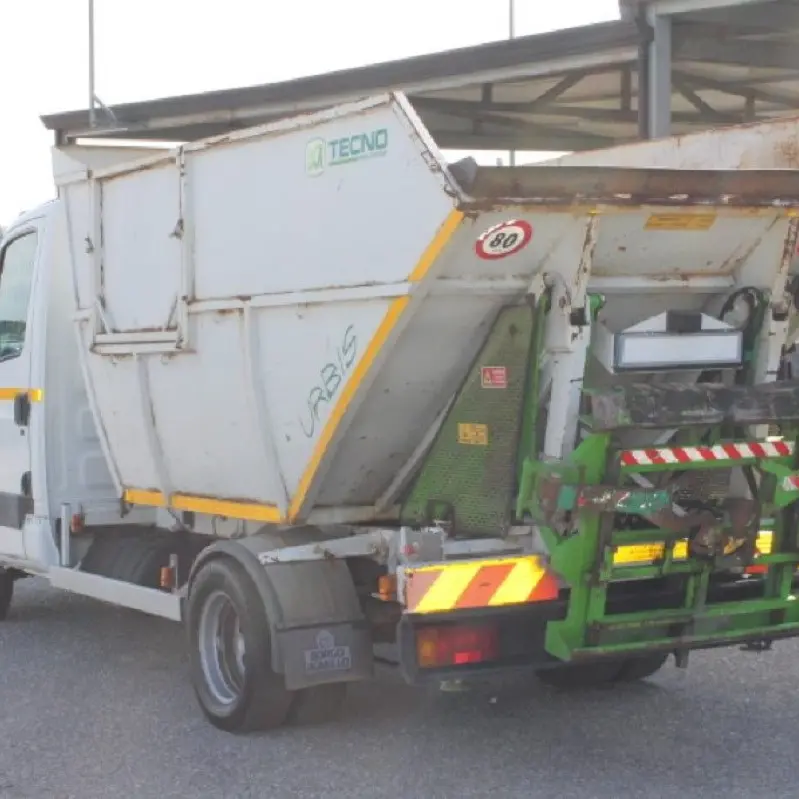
left=403, top=555, right=559, bottom=615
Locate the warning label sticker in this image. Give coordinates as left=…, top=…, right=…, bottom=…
left=303, top=630, right=352, bottom=675
left=458, top=423, right=489, bottom=446
left=645, top=213, right=716, bottom=231
left=481, top=366, right=508, bottom=389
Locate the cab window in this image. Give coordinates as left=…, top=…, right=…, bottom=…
left=0, top=231, right=38, bottom=361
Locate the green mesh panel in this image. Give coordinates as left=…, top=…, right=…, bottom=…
left=400, top=305, right=534, bottom=536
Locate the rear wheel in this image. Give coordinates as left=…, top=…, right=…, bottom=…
left=536, top=659, right=623, bottom=689
left=187, top=557, right=294, bottom=733
left=536, top=653, right=668, bottom=689
left=81, top=530, right=203, bottom=589
left=0, top=569, right=13, bottom=621
left=615, top=653, right=668, bottom=682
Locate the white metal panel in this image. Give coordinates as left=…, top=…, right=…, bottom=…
left=592, top=211, right=785, bottom=277
left=546, top=116, right=799, bottom=170
left=82, top=333, right=161, bottom=491
left=49, top=568, right=182, bottom=621
left=61, top=182, right=94, bottom=310
left=256, top=299, right=394, bottom=494
left=437, top=209, right=785, bottom=285
left=189, top=104, right=455, bottom=299
left=145, top=314, right=282, bottom=504
left=100, top=167, right=181, bottom=331
left=80, top=296, right=394, bottom=505
left=43, top=206, right=126, bottom=521
left=52, top=144, right=171, bottom=185
left=439, top=211, right=579, bottom=281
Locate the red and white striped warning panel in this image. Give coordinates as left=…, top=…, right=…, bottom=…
left=621, top=440, right=793, bottom=467
left=782, top=475, right=799, bottom=492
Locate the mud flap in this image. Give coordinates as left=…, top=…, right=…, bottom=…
left=277, top=622, right=373, bottom=690
left=188, top=528, right=374, bottom=690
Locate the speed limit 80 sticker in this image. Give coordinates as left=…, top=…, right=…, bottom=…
left=475, top=219, right=533, bottom=260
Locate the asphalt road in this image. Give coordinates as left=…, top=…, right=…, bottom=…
left=0, top=578, right=796, bottom=799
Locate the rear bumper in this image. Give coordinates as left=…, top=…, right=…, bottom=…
left=397, top=573, right=799, bottom=685
left=397, top=600, right=566, bottom=685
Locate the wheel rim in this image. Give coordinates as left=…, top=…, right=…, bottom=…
left=198, top=590, right=247, bottom=707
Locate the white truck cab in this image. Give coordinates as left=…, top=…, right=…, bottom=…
left=0, top=198, right=158, bottom=575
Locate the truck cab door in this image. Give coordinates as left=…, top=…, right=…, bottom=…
left=0, top=224, right=39, bottom=560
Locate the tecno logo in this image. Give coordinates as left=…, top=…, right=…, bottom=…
left=305, top=128, right=389, bottom=176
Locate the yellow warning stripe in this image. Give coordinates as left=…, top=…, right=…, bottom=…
left=404, top=555, right=558, bottom=614
left=614, top=530, right=773, bottom=566
left=487, top=558, right=540, bottom=607
left=407, top=210, right=464, bottom=282
left=287, top=208, right=464, bottom=522
left=413, top=561, right=481, bottom=614
left=0, top=388, right=43, bottom=401
left=123, top=488, right=282, bottom=523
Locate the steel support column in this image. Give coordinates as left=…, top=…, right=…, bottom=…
left=647, top=10, right=673, bottom=138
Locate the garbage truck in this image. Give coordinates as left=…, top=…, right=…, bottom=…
left=2, top=91, right=799, bottom=733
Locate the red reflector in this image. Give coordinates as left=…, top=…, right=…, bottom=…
left=416, top=624, right=499, bottom=669
left=453, top=650, right=483, bottom=665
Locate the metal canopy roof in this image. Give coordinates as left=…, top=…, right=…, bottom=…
left=41, top=0, right=799, bottom=152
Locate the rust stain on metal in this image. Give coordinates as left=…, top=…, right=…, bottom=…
left=717, top=216, right=777, bottom=274
left=775, top=138, right=799, bottom=170
left=779, top=217, right=799, bottom=271
left=127, top=325, right=174, bottom=333
left=461, top=166, right=799, bottom=211
left=576, top=216, right=598, bottom=291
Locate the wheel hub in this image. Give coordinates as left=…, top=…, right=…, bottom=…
left=198, top=590, right=247, bottom=707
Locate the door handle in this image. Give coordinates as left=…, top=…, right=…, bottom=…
left=13, top=393, right=30, bottom=427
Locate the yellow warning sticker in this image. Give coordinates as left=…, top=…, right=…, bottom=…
left=613, top=531, right=773, bottom=567
left=613, top=541, right=688, bottom=566
left=458, top=423, right=489, bottom=446
left=645, top=213, right=716, bottom=231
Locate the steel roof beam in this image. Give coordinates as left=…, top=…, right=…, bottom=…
left=41, top=20, right=642, bottom=142
left=414, top=97, right=749, bottom=125
left=674, top=69, right=799, bottom=106
left=627, top=0, right=779, bottom=15
left=433, top=130, right=614, bottom=151
left=685, top=0, right=799, bottom=30
left=672, top=73, right=742, bottom=120
left=675, top=26, right=799, bottom=68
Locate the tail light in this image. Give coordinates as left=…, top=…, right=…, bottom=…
left=745, top=530, right=773, bottom=575
left=416, top=624, right=499, bottom=669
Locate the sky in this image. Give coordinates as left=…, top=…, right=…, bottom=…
left=0, top=0, right=621, bottom=225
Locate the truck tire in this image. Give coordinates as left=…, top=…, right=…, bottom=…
left=0, top=570, right=13, bottom=621
left=289, top=683, right=348, bottom=726
left=615, top=653, right=668, bottom=682
left=81, top=530, right=203, bottom=590
left=537, top=653, right=668, bottom=689
left=536, top=660, right=623, bottom=689
left=186, top=556, right=294, bottom=733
